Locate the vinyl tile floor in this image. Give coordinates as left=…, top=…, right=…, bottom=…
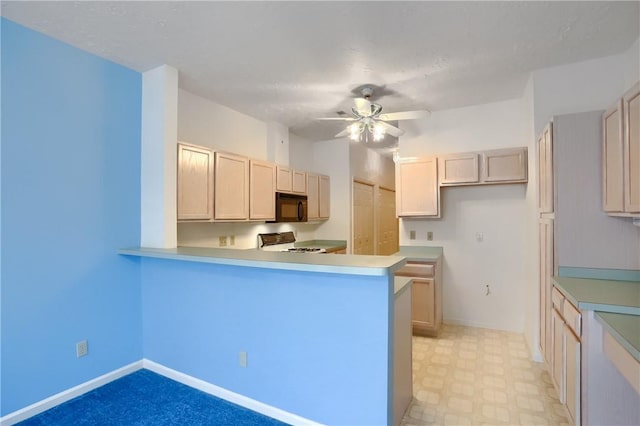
left=401, top=324, right=571, bottom=426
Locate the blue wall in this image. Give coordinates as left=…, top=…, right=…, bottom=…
left=1, top=18, right=142, bottom=415
left=141, top=258, right=392, bottom=425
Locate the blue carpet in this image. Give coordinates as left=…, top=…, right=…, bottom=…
left=18, top=369, right=289, bottom=425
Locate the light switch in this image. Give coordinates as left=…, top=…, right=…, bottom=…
left=410, top=230, right=416, bottom=240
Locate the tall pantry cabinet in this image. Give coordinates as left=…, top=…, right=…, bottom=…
left=536, top=110, right=640, bottom=425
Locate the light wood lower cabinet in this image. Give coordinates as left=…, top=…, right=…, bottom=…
left=177, top=142, right=214, bottom=221
left=551, top=285, right=581, bottom=426
left=412, top=278, right=435, bottom=331
left=539, top=218, right=554, bottom=365
left=395, top=259, right=442, bottom=336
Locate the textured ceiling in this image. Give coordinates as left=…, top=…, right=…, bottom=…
left=2, top=1, right=639, bottom=142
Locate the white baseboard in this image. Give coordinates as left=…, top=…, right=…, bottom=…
left=1, top=358, right=321, bottom=426
left=444, top=318, right=523, bottom=334
left=0, top=360, right=143, bottom=426
left=142, top=359, right=322, bottom=426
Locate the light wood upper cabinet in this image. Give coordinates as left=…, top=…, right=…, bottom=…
left=292, top=170, right=307, bottom=194
left=249, top=159, right=275, bottom=221
left=436, top=148, right=527, bottom=187
left=538, top=124, right=554, bottom=213
left=177, top=143, right=214, bottom=221
left=396, top=157, right=439, bottom=218
left=603, top=100, right=625, bottom=213
left=482, top=147, right=527, bottom=182
left=276, top=166, right=292, bottom=192
left=214, top=152, right=249, bottom=220
left=306, top=173, right=330, bottom=220
left=624, top=82, right=640, bottom=213
left=319, top=174, right=330, bottom=219
left=307, top=173, right=320, bottom=220
left=603, top=81, right=640, bottom=216
left=438, top=153, right=479, bottom=185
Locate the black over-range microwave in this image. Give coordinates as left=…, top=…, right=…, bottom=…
left=273, top=192, right=307, bottom=222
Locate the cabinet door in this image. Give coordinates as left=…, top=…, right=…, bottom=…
left=319, top=175, right=330, bottom=219
left=412, top=278, right=435, bottom=332
left=307, top=173, right=320, bottom=220
left=396, top=157, right=439, bottom=217
left=538, top=124, right=554, bottom=213
left=539, top=220, right=550, bottom=364
left=603, top=100, right=625, bottom=212
left=551, top=307, right=565, bottom=403
left=214, top=152, right=249, bottom=220
left=249, top=160, right=275, bottom=221
left=624, top=83, right=640, bottom=213
left=565, top=326, right=581, bottom=426
left=292, top=170, right=307, bottom=194
left=438, top=153, right=479, bottom=185
left=482, top=147, right=527, bottom=182
left=276, top=166, right=292, bottom=192
left=177, top=143, right=214, bottom=221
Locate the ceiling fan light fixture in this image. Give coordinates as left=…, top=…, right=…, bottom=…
left=349, top=123, right=362, bottom=141
left=372, top=123, right=386, bottom=141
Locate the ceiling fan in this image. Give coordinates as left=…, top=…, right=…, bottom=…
left=318, top=87, right=430, bottom=142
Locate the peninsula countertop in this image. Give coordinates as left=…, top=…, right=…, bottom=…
left=393, top=246, right=443, bottom=262
left=552, top=276, right=640, bottom=315
left=119, top=246, right=406, bottom=276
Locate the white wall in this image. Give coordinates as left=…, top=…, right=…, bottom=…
left=312, top=139, right=351, bottom=248
left=399, top=98, right=531, bottom=332
left=531, top=47, right=633, bottom=136
left=521, top=75, right=541, bottom=360
left=176, top=90, right=318, bottom=249
left=349, top=142, right=395, bottom=190
left=289, top=132, right=316, bottom=171
left=266, top=121, right=289, bottom=165
left=141, top=65, right=178, bottom=248
left=178, top=89, right=268, bottom=159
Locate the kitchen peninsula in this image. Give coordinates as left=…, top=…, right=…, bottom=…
left=120, top=246, right=407, bottom=425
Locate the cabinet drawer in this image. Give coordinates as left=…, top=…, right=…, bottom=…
left=551, top=286, right=565, bottom=311
left=395, top=262, right=434, bottom=278
left=563, top=299, right=581, bottom=338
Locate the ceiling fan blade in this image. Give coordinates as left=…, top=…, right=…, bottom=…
left=334, top=127, right=351, bottom=138
left=378, top=110, right=430, bottom=121
left=316, top=117, right=356, bottom=121
left=353, top=98, right=372, bottom=116
left=375, top=120, right=405, bottom=137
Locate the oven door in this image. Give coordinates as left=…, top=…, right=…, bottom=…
left=275, top=192, right=307, bottom=222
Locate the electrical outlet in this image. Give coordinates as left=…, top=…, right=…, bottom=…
left=475, top=232, right=484, bottom=242
left=409, top=230, right=416, bottom=240
left=239, top=351, right=247, bottom=368
left=76, top=340, right=88, bottom=358
left=427, top=231, right=433, bottom=241
left=230, top=235, right=235, bottom=246
left=219, top=236, right=227, bottom=247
